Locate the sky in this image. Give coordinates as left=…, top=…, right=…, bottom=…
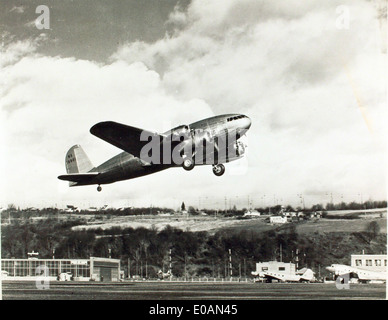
left=1, top=0, right=387, bottom=210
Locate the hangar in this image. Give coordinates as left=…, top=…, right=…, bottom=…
left=1, top=257, right=121, bottom=282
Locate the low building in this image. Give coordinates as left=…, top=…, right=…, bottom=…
left=351, top=254, right=387, bottom=272
left=269, top=216, right=287, bottom=224
left=252, top=261, right=296, bottom=276
left=244, top=210, right=261, bottom=217
left=1, top=257, right=120, bottom=282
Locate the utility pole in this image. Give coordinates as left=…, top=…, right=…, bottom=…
left=280, top=244, right=282, bottom=262
left=128, top=257, right=131, bottom=279
left=244, top=258, right=246, bottom=278
left=184, top=254, right=187, bottom=281
left=229, top=249, right=232, bottom=280
left=169, top=249, right=172, bottom=279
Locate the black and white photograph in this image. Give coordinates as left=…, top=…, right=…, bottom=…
left=1, top=0, right=387, bottom=307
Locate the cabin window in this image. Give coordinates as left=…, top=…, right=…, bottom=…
left=365, top=259, right=372, bottom=266
left=385, top=260, right=387, bottom=266
left=375, top=260, right=381, bottom=266
left=261, top=267, right=268, bottom=271
left=355, top=259, right=362, bottom=266
left=278, top=267, right=285, bottom=271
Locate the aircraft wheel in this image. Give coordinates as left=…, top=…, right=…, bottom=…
left=212, top=164, right=225, bottom=176
left=182, top=158, right=195, bottom=171
left=97, top=185, right=102, bottom=192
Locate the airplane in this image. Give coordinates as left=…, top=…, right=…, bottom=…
left=58, top=114, right=251, bottom=191
left=326, top=264, right=387, bottom=283
left=64, top=205, right=80, bottom=213
left=158, top=270, right=172, bottom=280
left=252, top=268, right=315, bottom=283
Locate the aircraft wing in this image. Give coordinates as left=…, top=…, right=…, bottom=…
left=90, top=121, right=164, bottom=159
left=263, top=272, right=300, bottom=282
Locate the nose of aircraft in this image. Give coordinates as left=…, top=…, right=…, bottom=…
left=243, top=116, right=251, bottom=130
left=326, top=266, right=334, bottom=272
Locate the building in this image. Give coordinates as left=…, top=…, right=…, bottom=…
left=243, top=210, right=261, bottom=217
left=351, top=254, right=387, bottom=272
left=1, top=257, right=121, bottom=282
left=252, top=261, right=296, bottom=276
left=269, top=216, right=287, bottom=224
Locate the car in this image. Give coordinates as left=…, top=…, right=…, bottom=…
left=57, top=272, right=73, bottom=281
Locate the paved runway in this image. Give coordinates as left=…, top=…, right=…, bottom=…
left=2, top=281, right=386, bottom=300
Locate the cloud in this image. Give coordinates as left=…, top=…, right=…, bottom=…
left=111, top=0, right=387, bottom=204
left=1, top=38, right=215, bottom=207
left=9, top=6, right=25, bottom=14
left=1, top=0, right=386, bottom=208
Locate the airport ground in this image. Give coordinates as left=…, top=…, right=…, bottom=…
left=69, top=211, right=387, bottom=234
left=1, top=280, right=386, bottom=300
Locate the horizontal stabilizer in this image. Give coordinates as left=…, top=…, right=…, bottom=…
left=58, top=172, right=99, bottom=184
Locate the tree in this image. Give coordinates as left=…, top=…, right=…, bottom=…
left=181, top=202, right=186, bottom=212
left=188, top=206, right=198, bottom=215
left=366, top=221, right=380, bottom=241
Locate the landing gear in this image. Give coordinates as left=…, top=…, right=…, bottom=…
left=182, top=157, right=195, bottom=171
left=212, top=164, right=225, bottom=176
left=97, top=185, right=102, bottom=192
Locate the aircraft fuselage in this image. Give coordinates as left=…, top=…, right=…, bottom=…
left=58, top=114, right=251, bottom=189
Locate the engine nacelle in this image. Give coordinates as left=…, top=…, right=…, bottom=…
left=233, top=141, right=245, bottom=157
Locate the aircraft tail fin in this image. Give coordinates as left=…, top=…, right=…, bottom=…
left=65, top=145, right=95, bottom=174
left=301, top=269, right=315, bottom=281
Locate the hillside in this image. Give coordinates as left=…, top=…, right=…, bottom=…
left=1, top=213, right=386, bottom=279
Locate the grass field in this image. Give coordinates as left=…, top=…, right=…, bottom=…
left=70, top=210, right=387, bottom=235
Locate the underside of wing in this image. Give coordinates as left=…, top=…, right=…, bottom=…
left=90, top=121, right=163, bottom=159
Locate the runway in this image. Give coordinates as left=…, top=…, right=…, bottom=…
left=2, top=281, right=386, bottom=300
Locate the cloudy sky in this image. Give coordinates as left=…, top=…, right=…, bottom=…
left=1, top=0, right=386, bottom=209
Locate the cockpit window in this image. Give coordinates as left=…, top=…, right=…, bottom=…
left=227, top=115, right=247, bottom=122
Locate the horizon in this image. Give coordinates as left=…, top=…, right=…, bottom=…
left=3, top=195, right=386, bottom=211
